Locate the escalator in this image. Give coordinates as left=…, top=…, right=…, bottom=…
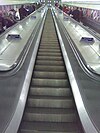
left=18, top=9, right=84, bottom=133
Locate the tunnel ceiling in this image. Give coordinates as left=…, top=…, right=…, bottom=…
left=0, top=0, right=100, bottom=8
left=0, top=0, right=39, bottom=5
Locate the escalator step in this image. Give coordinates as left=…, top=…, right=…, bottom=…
left=37, top=55, right=62, bottom=61
left=35, top=65, right=65, bottom=72
left=41, top=37, right=58, bottom=40
left=39, top=49, right=60, bottom=52
left=36, top=60, right=64, bottom=65
left=29, top=87, right=71, bottom=97
left=25, top=107, right=75, bottom=114
left=41, top=40, right=58, bottom=43
left=20, top=121, right=80, bottom=133
left=27, top=98, right=74, bottom=108
left=28, top=95, right=71, bottom=99
left=39, top=46, right=60, bottom=49
left=20, top=131, right=80, bottom=133
left=31, top=78, right=69, bottom=87
left=23, top=113, right=77, bottom=122
left=38, top=52, right=61, bottom=56
left=40, top=43, right=59, bottom=46
left=33, top=71, right=67, bottom=79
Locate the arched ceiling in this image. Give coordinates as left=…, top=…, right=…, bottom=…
left=0, top=0, right=100, bottom=10
left=0, top=0, right=39, bottom=5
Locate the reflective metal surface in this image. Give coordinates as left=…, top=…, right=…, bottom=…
left=54, top=8, right=100, bottom=75
left=0, top=7, right=46, bottom=71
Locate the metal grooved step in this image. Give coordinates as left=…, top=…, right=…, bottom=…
left=18, top=9, right=84, bottom=133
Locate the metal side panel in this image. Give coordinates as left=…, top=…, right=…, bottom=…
left=0, top=6, right=46, bottom=71
left=53, top=7, right=100, bottom=75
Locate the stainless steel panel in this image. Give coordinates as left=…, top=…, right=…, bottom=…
left=0, top=7, right=46, bottom=71
left=54, top=7, right=100, bottom=75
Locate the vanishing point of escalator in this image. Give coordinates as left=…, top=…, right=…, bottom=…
left=18, top=9, right=84, bottom=133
